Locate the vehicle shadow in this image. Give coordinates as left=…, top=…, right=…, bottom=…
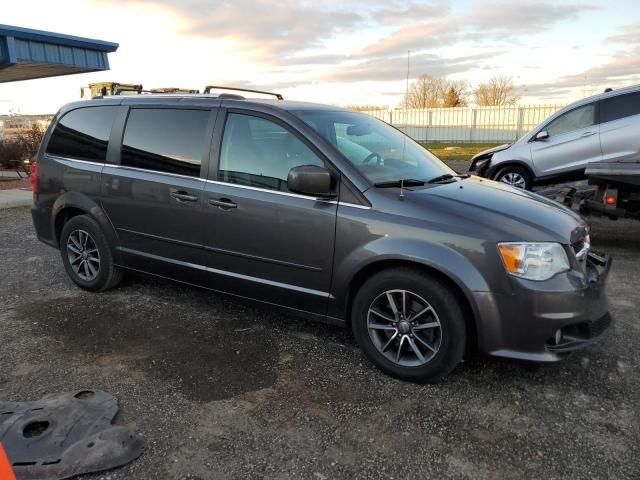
left=21, top=267, right=627, bottom=403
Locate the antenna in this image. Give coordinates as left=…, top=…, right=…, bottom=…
left=400, top=50, right=410, bottom=201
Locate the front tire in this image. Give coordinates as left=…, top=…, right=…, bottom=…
left=493, top=165, right=533, bottom=190
left=351, top=268, right=466, bottom=382
left=59, top=214, right=122, bottom=292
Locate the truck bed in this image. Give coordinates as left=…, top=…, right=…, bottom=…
left=586, top=162, right=640, bottom=186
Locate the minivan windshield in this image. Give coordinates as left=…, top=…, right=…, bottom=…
left=295, top=110, right=454, bottom=185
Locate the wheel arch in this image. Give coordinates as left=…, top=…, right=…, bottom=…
left=342, top=259, right=479, bottom=356
left=487, top=160, right=535, bottom=181
left=51, top=192, right=121, bottom=262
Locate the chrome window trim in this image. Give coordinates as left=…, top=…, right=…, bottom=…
left=106, top=163, right=201, bottom=181
left=47, top=155, right=106, bottom=167
left=339, top=202, right=371, bottom=210
left=202, top=178, right=336, bottom=202
left=67, top=158, right=371, bottom=208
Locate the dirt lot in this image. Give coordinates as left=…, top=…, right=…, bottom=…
left=1, top=206, right=639, bottom=479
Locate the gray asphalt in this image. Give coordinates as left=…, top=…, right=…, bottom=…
left=1, top=206, right=639, bottom=479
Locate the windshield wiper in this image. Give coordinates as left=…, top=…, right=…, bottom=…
left=427, top=173, right=470, bottom=184
left=427, top=174, right=454, bottom=183
left=374, top=179, right=425, bottom=188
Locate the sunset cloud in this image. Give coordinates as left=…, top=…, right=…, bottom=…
left=0, top=0, right=637, bottom=113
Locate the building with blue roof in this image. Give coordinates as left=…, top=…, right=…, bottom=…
left=0, top=24, right=118, bottom=83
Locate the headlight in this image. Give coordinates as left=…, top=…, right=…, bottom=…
left=498, top=242, right=569, bottom=281
left=470, top=157, right=490, bottom=173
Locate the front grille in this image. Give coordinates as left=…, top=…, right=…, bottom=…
left=588, top=313, right=613, bottom=338
left=571, top=230, right=590, bottom=261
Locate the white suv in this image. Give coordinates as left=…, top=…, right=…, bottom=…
left=469, top=84, right=640, bottom=189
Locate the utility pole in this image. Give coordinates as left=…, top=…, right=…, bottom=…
left=406, top=50, right=411, bottom=100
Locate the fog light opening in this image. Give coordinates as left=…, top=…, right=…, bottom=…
left=554, top=329, right=563, bottom=345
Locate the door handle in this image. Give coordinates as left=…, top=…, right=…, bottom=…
left=209, top=198, right=237, bottom=209
left=170, top=191, right=198, bottom=202
left=581, top=131, right=596, bottom=137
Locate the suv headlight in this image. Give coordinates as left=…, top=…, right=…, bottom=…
left=498, top=242, right=569, bottom=281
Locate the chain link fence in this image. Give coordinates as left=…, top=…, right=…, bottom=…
left=360, top=105, right=566, bottom=143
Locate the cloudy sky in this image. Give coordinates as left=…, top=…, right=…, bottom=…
left=1, top=0, right=639, bottom=114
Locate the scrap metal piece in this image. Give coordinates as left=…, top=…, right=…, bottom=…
left=0, top=390, right=144, bottom=480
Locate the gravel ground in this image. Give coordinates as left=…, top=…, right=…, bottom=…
left=1, top=206, right=639, bottom=480
left=0, top=177, right=30, bottom=191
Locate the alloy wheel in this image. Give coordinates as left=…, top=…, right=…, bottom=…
left=66, top=229, right=100, bottom=281
left=499, top=172, right=526, bottom=189
left=367, top=289, right=442, bottom=367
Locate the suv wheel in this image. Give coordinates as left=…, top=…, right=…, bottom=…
left=60, top=215, right=122, bottom=292
left=351, top=268, right=466, bottom=382
left=494, top=165, right=532, bottom=190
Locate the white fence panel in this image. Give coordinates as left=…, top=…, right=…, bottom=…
left=359, top=105, right=565, bottom=143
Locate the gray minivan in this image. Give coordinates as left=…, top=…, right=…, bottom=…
left=470, top=84, right=640, bottom=189
left=31, top=91, right=613, bottom=382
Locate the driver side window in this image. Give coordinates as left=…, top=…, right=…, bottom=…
left=218, top=113, right=324, bottom=192
left=546, top=104, right=595, bottom=137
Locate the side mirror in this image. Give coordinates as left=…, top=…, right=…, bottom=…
left=287, top=165, right=333, bottom=198
left=535, top=130, right=549, bottom=141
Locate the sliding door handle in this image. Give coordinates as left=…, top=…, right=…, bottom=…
left=581, top=131, right=596, bottom=138
left=209, top=198, right=237, bottom=209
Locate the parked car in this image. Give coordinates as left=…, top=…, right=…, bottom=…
left=469, top=84, right=640, bottom=190
left=31, top=91, right=613, bottom=382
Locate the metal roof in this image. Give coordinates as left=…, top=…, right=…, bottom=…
left=0, top=24, right=118, bottom=83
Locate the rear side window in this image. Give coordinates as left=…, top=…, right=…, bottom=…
left=121, top=109, right=210, bottom=177
left=601, top=92, right=640, bottom=123
left=46, top=106, right=118, bottom=162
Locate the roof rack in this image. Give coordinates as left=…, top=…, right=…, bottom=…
left=149, top=87, right=200, bottom=94
left=203, top=85, right=283, bottom=100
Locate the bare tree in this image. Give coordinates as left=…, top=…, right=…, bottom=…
left=402, top=74, right=445, bottom=108
left=347, top=104, right=389, bottom=112
left=17, top=124, right=46, bottom=159
left=402, top=75, right=468, bottom=108
left=473, top=75, right=520, bottom=106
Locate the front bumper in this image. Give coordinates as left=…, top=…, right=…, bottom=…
left=474, top=252, right=614, bottom=362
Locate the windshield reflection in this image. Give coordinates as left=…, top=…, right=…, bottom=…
left=295, top=110, right=454, bottom=184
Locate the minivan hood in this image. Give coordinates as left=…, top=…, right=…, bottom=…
left=470, top=143, right=511, bottom=161
left=405, top=177, right=586, bottom=243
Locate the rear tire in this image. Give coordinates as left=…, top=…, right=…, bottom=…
left=494, top=165, right=533, bottom=190
left=351, top=268, right=467, bottom=383
left=59, top=214, right=122, bottom=292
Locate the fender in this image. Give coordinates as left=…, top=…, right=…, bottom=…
left=51, top=191, right=122, bottom=263
left=328, top=236, right=492, bottom=322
